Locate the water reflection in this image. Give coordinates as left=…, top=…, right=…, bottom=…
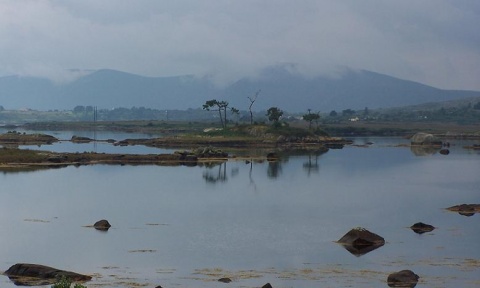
left=410, top=145, right=441, bottom=156
left=0, top=136, right=479, bottom=288
left=203, top=162, right=228, bottom=183
left=303, top=153, right=320, bottom=176
left=267, top=160, right=282, bottom=179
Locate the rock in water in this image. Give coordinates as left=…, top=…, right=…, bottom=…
left=337, top=227, right=385, bottom=256
left=410, top=222, right=435, bottom=234
left=410, top=132, right=442, bottom=146
left=4, top=263, right=91, bottom=286
left=446, top=204, right=480, bottom=217
left=387, top=270, right=419, bottom=287
left=94, top=219, right=111, bottom=231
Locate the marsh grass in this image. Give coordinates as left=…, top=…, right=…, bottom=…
left=51, top=276, right=87, bottom=288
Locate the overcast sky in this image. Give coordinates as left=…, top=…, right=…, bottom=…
left=1, top=0, right=479, bottom=90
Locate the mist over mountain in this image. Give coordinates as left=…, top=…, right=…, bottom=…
left=1, top=66, right=479, bottom=113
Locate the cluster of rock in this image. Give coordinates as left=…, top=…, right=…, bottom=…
left=410, top=132, right=452, bottom=156
left=2, top=219, right=112, bottom=285
left=174, top=147, right=228, bottom=161
left=336, top=226, right=431, bottom=287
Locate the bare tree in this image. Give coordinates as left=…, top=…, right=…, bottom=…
left=247, top=90, right=261, bottom=125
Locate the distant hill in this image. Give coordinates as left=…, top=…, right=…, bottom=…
left=1, top=66, right=479, bottom=112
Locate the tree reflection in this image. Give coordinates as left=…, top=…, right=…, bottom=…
left=202, top=162, right=228, bottom=183
left=245, top=159, right=257, bottom=192
left=303, top=154, right=320, bottom=176
left=267, top=160, right=282, bottom=179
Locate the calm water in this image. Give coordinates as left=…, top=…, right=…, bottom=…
left=0, top=135, right=479, bottom=288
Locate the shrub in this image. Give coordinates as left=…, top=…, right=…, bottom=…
left=51, top=276, right=87, bottom=288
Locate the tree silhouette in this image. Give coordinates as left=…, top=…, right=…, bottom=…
left=247, top=90, right=261, bottom=125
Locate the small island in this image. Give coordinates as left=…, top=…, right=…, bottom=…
left=0, top=124, right=352, bottom=170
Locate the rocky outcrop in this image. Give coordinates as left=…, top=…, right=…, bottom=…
left=410, top=222, right=435, bottom=234
left=337, top=227, right=385, bottom=256
left=94, top=219, right=111, bottom=231
left=410, top=133, right=442, bottom=146
left=0, top=132, right=58, bottom=145
left=387, top=270, right=419, bottom=287
left=4, top=263, right=91, bottom=286
left=71, top=136, right=94, bottom=143
left=175, top=147, right=228, bottom=161
left=446, top=204, right=480, bottom=216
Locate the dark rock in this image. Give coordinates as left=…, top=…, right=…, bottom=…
left=439, top=149, right=450, bottom=155
left=410, top=222, right=435, bottom=234
left=218, top=277, right=232, bottom=283
left=94, top=219, right=111, bottom=231
left=446, top=204, right=480, bottom=216
left=387, top=270, right=419, bottom=287
left=337, top=227, right=385, bottom=256
left=4, top=263, right=91, bottom=286
left=261, top=283, right=273, bottom=288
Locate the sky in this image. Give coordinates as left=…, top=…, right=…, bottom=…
left=0, top=0, right=479, bottom=90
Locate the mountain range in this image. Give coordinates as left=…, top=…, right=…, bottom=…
left=1, top=66, right=479, bottom=112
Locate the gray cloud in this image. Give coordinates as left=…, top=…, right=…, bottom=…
left=0, top=0, right=479, bottom=90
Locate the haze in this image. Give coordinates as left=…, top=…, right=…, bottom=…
left=1, top=0, right=479, bottom=91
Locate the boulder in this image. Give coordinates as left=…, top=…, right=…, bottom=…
left=387, top=270, right=419, bottom=287
left=94, top=219, right=111, bottom=231
left=446, top=204, right=480, bottom=217
left=337, top=227, right=385, bottom=256
left=410, top=222, right=435, bottom=234
left=218, top=277, right=232, bottom=283
left=439, top=149, right=450, bottom=155
left=4, top=263, right=91, bottom=286
left=410, top=133, right=442, bottom=146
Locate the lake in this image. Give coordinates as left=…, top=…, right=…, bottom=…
left=0, top=134, right=479, bottom=288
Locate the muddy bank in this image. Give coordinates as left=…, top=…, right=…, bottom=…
left=113, top=135, right=351, bottom=150
left=0, top=147, right=226, bottom=170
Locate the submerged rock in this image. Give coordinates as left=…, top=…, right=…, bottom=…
left=4, top=263, right=91, bottom=286
left=337, top=227, right=385, bottom=256
left=94, top=219, right=111, bottom=231
left=410, top=222, right=435, bottom=234
left=387, top=269, right=419, bottom=287
left=218, top=277, right=232, bottom=283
